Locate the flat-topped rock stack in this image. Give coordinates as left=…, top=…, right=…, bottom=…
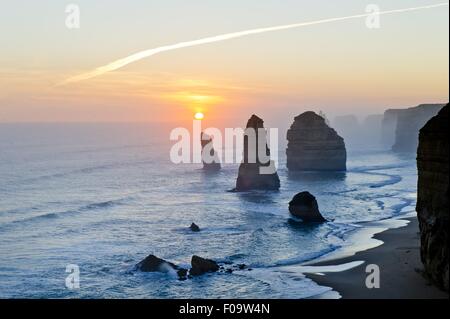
left=286, top=111, right=347, bottom=171
left=235, top=115, right=280, bottom=191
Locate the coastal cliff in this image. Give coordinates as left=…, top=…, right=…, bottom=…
left=287, top=111, right=346, bottom=171
left=382, top=104, right=444, bottom=152
left=416, top=103, right=449, bottom=291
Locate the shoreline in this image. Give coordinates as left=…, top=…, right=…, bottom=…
left=305, top=216, right=449, bottom=299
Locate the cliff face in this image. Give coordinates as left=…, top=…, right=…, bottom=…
left=383, top=104, right=444, bottom=152
left=235, top=115, right=280, bottom=191
left=287, top=112, right=346, bottom=171
left=416, top=103, right=449, bottom=291
left=381, top=108, right=403, bottom=147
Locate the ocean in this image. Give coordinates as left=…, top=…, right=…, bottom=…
left=0, top=123, right=418, bottom=298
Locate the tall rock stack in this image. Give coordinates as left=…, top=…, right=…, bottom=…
left=286, top=112, right=346, bottom=171
left=416, top=103, right=449, bottom=291
left=201, top=132, right=221, bottom=171
left=235, top=115, right=280, bottom=191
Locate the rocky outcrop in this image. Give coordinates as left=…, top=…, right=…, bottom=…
left=289, top=191, right=326, bottom=222
left=382, top=104, right=444, bottom=152
left=189, top=222, right=200, bottom=232
left=201, top=132, right=221, bottom=171
left=135, top=254, right=188, bottom=280
left=287, top=112, right=346, bottom=171
left=416, top=103, right=449, bottom=291
left=235, top=115, right=280, bottom=191
left=190, top=255, right=220, bottom=276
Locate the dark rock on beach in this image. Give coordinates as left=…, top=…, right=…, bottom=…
left=416, top=103, right=449, bottom=291
left=201, top=132, right=221, bottom=171
left=189, top=223, right=200, bottom=232
left=289, top=191, right=326, bottom=222
left=190, top=255, right=220, bottom=276
left=286, top=111, right=346, bottom=171
left=235, top=115, right=280, bottom=191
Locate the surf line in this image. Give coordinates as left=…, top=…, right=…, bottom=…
left=60, top=2, right=449, bottom=84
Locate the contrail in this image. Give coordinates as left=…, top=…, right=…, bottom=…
left=62, top=2, right=448, bottom=84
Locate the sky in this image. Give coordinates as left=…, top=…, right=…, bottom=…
left=0, top=0, right=448, bottom=126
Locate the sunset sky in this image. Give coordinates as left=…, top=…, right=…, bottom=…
left=0, top=0, right=448, bottom=126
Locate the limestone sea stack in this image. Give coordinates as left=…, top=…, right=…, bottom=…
left=235, top=115, right=280, bottom=191
left=201, top=132, right=221, bottom=171
left=416, top=103, right=449, bottom=291
left=287, top=112, right=346, bottom=171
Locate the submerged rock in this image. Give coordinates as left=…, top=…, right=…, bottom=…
left=201, top=132, right=221, bottom=171
left=416, top=103, right=449, bottom=291
left=235, top=115, right=280, bottom=191
left=135, top=254, right=177, bottom=272
left=135, top=254, right=188, bottom=280
left=286, top=112, right=346, bottom=171
left=190, top=255, right=220, bottom=276
left=289, top=191, right=326, bottom=222
left=189, top=223, right=200, bottom=232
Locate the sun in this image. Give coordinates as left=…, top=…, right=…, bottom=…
left=194, top=112, right=205, bottom=120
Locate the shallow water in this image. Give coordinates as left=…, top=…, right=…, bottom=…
left=0, top=124, right=417, bottom=298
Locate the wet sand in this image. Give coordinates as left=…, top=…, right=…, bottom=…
left=306, top=217, right=448, bottom=299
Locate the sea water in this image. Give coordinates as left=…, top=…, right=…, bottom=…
left=0, top=123, right=417, bottom=298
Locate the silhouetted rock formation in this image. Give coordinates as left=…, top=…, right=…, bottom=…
left=135, top=254, right=188, bottom=280
left=416, top=103, right=449, bottom=291
left=235, top=115, right=280, bottom=191
left=287, top=112, right=346, bottom=171
left=190, top=255, right=219, bottom=276
left=201, top=132, right=221, bottom=171
left=382, top=104, right=444, bottom=152
left=189, top=222, right=200, bottom=232
left=381, top=108, right=403, bottom=147
left=289, top=191, right=326, bottom=222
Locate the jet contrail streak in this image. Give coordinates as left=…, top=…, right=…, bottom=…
left=62, top=3, right=448, bottom=84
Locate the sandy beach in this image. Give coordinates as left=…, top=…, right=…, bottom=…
left=306, top=217, right=449, bottom=299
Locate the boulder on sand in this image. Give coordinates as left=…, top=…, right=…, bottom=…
left=190, top=255, right=220, bottom=276
left=289, top=192, right=326, bottom=222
